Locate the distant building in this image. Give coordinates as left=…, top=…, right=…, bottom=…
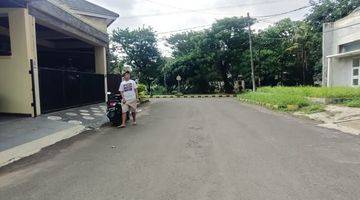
left=322, top=7, right=360, bottom=87
left=0, top=0, right=119, bottom=116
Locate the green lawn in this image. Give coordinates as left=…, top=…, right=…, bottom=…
left=257, top=86, right=360, bottom=99
left=238, top=86, right=360, bottom=111
left=239, top=92, right=310, bottom=110
left=343, top=98, right=360, bottom=107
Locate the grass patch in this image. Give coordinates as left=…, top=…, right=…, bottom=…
left=342, top=98, right=360, bottom=107
left=258, top=86, right=360, bottom=99
left=238, top=86, right=360, bottom=112
left=239, top=87, right=360, bottom=111
left=299, top=104, right=326, bottom=114
left=238, top=92, right=309, bottom=111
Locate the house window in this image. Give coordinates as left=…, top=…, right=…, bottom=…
left=352, top=58, right=360, bottom=86
left=353, top=68, right=359, bottom=76
left=353, top=79, right=359, bottom=86
left=340, top=40, right=360, bottom=53
left=0, top=15, right=11, bottom=56
left=354, top=58, right=360, bottom=67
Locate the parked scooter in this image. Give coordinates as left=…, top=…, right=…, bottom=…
left=106, top=92, right=130, bottom=126
left=106, top=92, right=122, bottom=126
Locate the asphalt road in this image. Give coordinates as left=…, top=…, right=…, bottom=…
left=1, top=98, right=360, bottom=200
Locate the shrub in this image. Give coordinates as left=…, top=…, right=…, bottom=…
left=152, top=85, right=167, bottom=95
left=138, top=91, right=149, bottom=103
left=136, top=83, right=148, bottom=103
left=137, top=84, right=147, bottom=94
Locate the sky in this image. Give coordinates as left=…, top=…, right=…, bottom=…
left=87, top=0, right=312, bottom=55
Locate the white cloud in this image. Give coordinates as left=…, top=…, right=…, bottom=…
left=87, top=0, right=311, bottom=55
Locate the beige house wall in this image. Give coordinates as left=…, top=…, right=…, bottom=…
left=0, top=8, right=39, bottom=116
left=0, top=6, right=110, bottom=116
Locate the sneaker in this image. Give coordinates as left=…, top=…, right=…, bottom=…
left=118, top=124, right=126, bottom=128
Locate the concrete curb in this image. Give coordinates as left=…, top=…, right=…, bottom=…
left=238, top=98, right=281, bottom=111
left=0, top=125, right=85, bottom=168
left=149, top=94, right=236, bottom=98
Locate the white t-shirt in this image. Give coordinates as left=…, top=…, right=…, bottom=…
left=119, top=80, right=138, bottom=101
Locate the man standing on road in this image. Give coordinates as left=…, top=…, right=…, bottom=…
left=119, top=71, right=138, bottom=128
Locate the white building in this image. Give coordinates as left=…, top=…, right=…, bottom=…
left=323, top=7, right=360, bottom=87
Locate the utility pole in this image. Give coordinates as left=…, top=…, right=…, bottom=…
left=247, top=12, right=256, bottom=92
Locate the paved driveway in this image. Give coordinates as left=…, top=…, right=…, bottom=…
left=1, top=98, right=360, bottom=200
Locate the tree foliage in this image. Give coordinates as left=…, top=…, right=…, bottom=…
left=307, top=0, right=360, bottom=32
left=255, top=19, right=318, bottom=86
left=107, top=46, right=123, bottom=74
left=162, top=1, right=359, bottom=93
left=165, top=17, right=253, bottom=93
left=109, top=1, right=360, bottom=94
left=112, top=27, right=163, bottom=92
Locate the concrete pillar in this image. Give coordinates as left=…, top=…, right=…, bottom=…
left=322, top=23, right=334, bottom=86
left=95, top=46, right=106, bottom=74
left=327, top=57, right=332, bottom=87
left=95, top=46, right=108, bottom=101
left=27, top=12, right=41, bottom=116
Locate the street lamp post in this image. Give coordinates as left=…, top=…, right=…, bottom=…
left=148, top=77, right=154, bottom=96
left=176, top=75, right=182, bottom=93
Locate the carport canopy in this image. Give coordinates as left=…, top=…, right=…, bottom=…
left=0, top=0, right=26, bottom=8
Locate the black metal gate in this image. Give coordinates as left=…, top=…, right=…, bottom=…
left=39, top=68, right=105, bottom=113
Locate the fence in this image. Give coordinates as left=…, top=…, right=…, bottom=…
left=39, top=68, right=105, bottom=113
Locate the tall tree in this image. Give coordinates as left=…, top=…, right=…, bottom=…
left=206, top=17, right=254, bottom=93
left=162, top=1, right=360, bottom=92
left=166, top=31, right=216, bottom=93
left=165, top=17, right=253, bottom=94
left=255, top=19, right=299, bottom=86
left=307, top=0, right=360, bottom=32
left=107, top=46, right=123, bottom=74
left=112, top=27, right=163, bottom=92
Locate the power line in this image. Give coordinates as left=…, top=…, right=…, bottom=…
left=120, top=0, right=285, bottom=19
left=254, top=5, right=311, bottom=19
left=257, top=19, right=276, bottom=24
left=157, top=24, right=212, bottom=35
left=150, top=5, right=313, bottom=36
